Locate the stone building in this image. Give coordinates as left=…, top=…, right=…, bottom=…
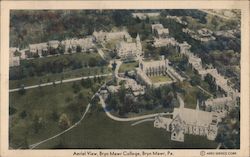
left=48, top=40, right=60, bottom=49
left=9, top=47, right=20, bottom=67
left=93, top=30, right=132, bottom=43
left=152, top=24, right=169, bottom=38
left=154, top=96, right=219, bottom=142
left=29, top=42, right=48, bottom=56
left=116, top=34, right=142, bottom=61
left=139, top=56, right=168, bottom=77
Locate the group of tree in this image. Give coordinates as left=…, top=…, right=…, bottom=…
left=216, top=107, right=240, bottom=149
left=106, top=84, right=179, bottom=116
left=9, top=54, right=107, bottom=80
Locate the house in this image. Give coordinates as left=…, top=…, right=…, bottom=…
left=9, top=47, right=20, bottom=67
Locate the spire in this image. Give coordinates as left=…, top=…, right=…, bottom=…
left=196, top=100, right=199, bottom=110
left=136, top=33, right=140, bottom=41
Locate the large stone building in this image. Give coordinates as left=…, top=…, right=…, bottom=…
left=116, top=34, right=142, bottom=61
left=93, top=30, right=132, bottom=43
left=139, top=56, right=168, bottom=77
left=154, top=96, right=219, bottom=142
left=29, top=42, right=48, bottom=56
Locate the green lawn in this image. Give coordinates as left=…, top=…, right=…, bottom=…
left=36, top=104, right=218, bottom=149
left=9, top=66, right=111, bottom=89
left=9, top=51, right=112, bottom=89
left=9, top=77, right=108, bottom=149
left=9, top=77, right=218, bottom=149
left=118, top=61, right=139, bottom=73
left=149, top=75, right=172, bottom=83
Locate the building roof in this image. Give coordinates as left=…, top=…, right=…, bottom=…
left=173, top=107, right=214, bottom=127
left=205, top=97, right=233, bottom=106
left=29, top=43, right=48, bottom=50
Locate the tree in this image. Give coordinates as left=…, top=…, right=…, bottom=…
left=67, top=47, right=72, bottom=53
left=18, top=85, right=26, bottom=95
left=111, top=61, right=117, bottom=71
left=32, top=115, right=43, bottom=133
left=72, top=82, right=81, bottom=93
left=88, top=57, right=97, bottom=67
left=19, top=110, right=27, bottom=119
left=58, top=113, right=71, bottom=130
left=76, top=45, right=82, bottom=53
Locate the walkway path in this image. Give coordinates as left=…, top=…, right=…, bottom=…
left=99, top=94, right=170, bottom=122
left=97, top=49, right=105, bottom=60
left=131, top=118, right=155, bottom=126
left=199, top=9, right=233, bottom=20
left=197, top=85, right=213, bottom=97
left=9, top=73, right=112, bottom=93
left=29, top=87, right=102, bottom=149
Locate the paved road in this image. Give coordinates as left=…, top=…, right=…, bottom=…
left=99, top=94, right=171, bottom=122
left=9, top=73, right=112, bottom=93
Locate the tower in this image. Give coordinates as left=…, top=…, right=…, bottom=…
left=196, top=100, right=200, bottom=110
left=136, top=34, right=142, bottom=55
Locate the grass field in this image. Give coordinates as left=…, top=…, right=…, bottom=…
left=9, top=77, right=218, bottom=149
left=149, top=75, right=172, bottom=83
left=9, top=77, right=108, bottom=149
left=35, top=104, right=218, bottom=149
left=9, top=52, right=111, bottom=89
left=118, top=61, right=139, bottom=73
left=9, top=66, right=111, bottom=89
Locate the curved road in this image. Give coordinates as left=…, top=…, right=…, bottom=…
left=98, top=94, right=171, bottom=122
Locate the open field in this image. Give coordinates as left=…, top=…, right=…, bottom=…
left=9, top=67, right=111, bottom=89
left=36, top=105, right=218, bottom=149
left=118, top=61, right=139, bottom=73
left=149, top=75, right=172, bottom=83
left=9, top=77, right=108, bottom=149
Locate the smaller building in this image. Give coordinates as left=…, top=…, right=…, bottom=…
left=152, top=24, right=169, bottom=38
left=179, top=41, right=191, bottom=54
left=124, top=78, right=145, bottom=96
left=132, top=12, right=160, bottom=19
left=9, top=47, right=20, bottom=67
left=154, top=37, right=178, bottom=47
